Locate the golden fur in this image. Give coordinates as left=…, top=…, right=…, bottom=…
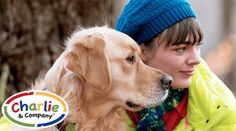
left=10, top=27, right=169, bottom=131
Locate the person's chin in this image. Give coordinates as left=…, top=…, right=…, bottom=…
left=171, top=78, right=191, bottom=89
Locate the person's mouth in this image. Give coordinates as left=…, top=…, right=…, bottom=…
left=180, top=70, right=194, bottom=77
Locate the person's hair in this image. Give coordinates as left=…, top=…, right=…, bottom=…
left=143, top=18, right=204, bottom=48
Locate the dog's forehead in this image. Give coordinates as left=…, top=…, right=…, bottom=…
left=66, top=27, right=140, bottom=57
left=103, top=28, right=140, bottom=57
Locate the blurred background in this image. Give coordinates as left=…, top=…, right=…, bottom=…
left=0, top=0, right=235, bottom=116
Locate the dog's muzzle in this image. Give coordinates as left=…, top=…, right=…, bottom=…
left=160, top=74, right=172, bottom=90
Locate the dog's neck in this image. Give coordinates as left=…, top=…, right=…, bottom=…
left=78, top=91, right=126, bottom=131
left=62, top=82, right=127, bottom=131
left=43, top=62, right=126, bottom=131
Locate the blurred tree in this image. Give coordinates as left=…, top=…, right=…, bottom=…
left=0, top=0, right=113, bottom=98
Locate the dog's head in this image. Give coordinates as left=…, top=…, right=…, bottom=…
left=58, top=27, right=172, bottom=112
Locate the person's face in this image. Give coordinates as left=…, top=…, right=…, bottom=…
left=141, top=37, right=201, bottom=89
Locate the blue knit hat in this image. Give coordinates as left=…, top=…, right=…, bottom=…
left=116, top=0, right=196, bottom=44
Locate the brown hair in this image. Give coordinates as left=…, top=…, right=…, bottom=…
left=143, top=18, right=204, bottom=48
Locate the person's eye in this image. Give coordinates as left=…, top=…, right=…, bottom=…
left=175, top=47, right=186, bottom=53
left=126, top=55, right=136, bottom=64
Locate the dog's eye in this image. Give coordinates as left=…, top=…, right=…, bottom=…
left=126, top=55, right=136, bottom=64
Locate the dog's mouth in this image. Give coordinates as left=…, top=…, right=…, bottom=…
left=126, top=101, right=140, bottom=108
left=124, top=89, right=169, bottom=111
left=125, top=101, right=143, bottom=111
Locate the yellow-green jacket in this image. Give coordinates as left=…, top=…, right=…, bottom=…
left=126, top=60, right=236, bottom=131
left=174, top=60, right=236, bottom=131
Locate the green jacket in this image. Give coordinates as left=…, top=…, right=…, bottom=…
left=174, top=60, right=236, bottom=131
left=126, top=60, right=236, bottom=131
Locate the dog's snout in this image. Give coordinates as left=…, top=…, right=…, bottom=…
left=160, top=74, right=172, bottom=90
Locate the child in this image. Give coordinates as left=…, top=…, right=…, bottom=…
left=116, top=0, right=236, bottom=130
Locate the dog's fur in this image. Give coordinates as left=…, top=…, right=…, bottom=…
left=10, top=27, right=169, bottom=131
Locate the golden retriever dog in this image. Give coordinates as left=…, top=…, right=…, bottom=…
left=9, top=26, right=172, bottom=131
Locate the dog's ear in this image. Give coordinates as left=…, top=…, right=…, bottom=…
left=65, top=34, right=111, bottom=92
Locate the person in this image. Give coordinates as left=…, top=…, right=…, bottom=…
left=116, top=0, right=236, bottom=131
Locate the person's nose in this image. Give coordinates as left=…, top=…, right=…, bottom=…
left=187, top=46, right=201, bottom=65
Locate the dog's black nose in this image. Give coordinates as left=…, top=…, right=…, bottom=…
left=160, top=74, right=172, bottom=90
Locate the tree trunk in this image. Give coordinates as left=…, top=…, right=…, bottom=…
left=0, top=0, right=113, bottom=99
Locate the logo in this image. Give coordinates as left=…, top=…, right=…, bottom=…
left=2, top=90, right=69, bottom=129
